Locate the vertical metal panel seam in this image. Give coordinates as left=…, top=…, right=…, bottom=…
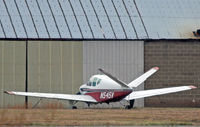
left=141, top=41, right=144, bottom=108
left=122, top=0, right=139, bottom=39
left=142, top=41, right=144, bottom=74
left=79, top=0, right=94, bottom=38
left=68, top=0, right=84, bottom=38
left=49, top=42, right=52, bottom=92
left=1, top=42, right=4, bottom=107
left=25, top=40, right=28, bottom=108
left=14, top=0, right=28, bottom=38
left=133, top=0, right=149, bottom=38
left=100, top=0, right=117, bottom=39
left=35, top=0, right=50, bottom=38
left=38, top=42, right=41, bottom=92
left=3, top=0, right=17, bottom=38
left=13, top=42, right=16, bottom=104
left=90, top=0, right=106, bottom=39
left=46, top=0, right=61, bottom=38
left=57, top=0, right=72, bottom=38
left=25, top=0, right=39, bottom=38
left=82, top=41, right=85, bottom=83
left=111, top=0, right=128, bottom=39
left=71, top=42, right=74, bottom=93
left=60, top=42, right=63, bottom=93
left=0, top=19, right=6, bottom=38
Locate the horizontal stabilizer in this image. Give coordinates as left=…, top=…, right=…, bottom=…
left=4, top=91, right=97, bottom=103
left=128, top=67, right=159, bottom=88
left=125, top=85, right=197, bottom=100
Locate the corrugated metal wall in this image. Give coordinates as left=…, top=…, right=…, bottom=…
left=0, top=41, right=25, bottom=107
left=1, top=41, right=83, bottom=108
left=1, top=40, right=144, bottom=108
left=28, top=41, right=83, bottom=107
left=83, top=41, right=144, bottom=107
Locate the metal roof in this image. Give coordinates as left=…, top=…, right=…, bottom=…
left=0, top=0, right=199, bottom=39
left=137, top=0, right=200, bottom=39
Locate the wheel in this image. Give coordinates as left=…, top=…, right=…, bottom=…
left=87, top=103, right=91, bottom=108
left=72, top=106, right=77, bottom=109
left=125, top=105, right=132, bottom=109
left=125, top=100, right=135, bottom=109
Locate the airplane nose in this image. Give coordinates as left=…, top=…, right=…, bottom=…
left=80, top=84, right=86, bottom=88
left=79, top=84, right=87, bottom=93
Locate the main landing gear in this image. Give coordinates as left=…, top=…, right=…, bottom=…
left=72, top=106, right=77, bottom=109
left=69, top=100, right=78, bottom=109
left=125, top=99, right=135, bottom=109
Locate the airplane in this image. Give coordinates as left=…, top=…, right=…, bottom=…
left=4, top=67, right=197, bottom=109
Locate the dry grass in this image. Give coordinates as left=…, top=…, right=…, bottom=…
left=0, top=108, right=200, bottom=126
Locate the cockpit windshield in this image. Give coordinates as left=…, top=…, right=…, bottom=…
left=87, top=77, right=102, bottom=87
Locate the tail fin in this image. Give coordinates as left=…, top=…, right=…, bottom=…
left=98, top=68, right=129, bottom=88
left=128, top=67, right=159, bottom=88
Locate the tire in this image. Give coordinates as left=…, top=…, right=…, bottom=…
left=72, top=106, right=77, bottom=109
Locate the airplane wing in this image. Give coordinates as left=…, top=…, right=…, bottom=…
left=4, top=91, right=97, bottom=103
left=125, top=85, right=196, bottom=100
left=98, top=68, right=129, bottom=88
left=128, top=67, right=159, bottom=88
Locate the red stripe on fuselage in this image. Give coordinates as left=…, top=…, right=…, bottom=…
left=85, top=89, right=132, bottom=102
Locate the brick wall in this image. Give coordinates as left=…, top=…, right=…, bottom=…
left=144, top=41, right=200, bottom=107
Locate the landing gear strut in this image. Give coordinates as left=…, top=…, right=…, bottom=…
left=87, top=103, right=91, bottom=108
left=32, top=98, right=42, bottom=108
left=69, top=100, right=78, bottom=109
left=72, top=106, right=77, bottom=109
left=125, top=99, right=135, bottom=109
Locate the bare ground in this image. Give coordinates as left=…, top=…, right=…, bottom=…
left=0, top=108, right=200, bottom=126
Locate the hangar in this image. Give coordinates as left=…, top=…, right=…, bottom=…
left=0, top=0, right=199, bottom=108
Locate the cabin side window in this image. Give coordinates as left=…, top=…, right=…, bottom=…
left=97, top=79, right=101, bottom=85
left=92, top=77, right=98, bottom=86
left=87, top=81, right=92, bottom=86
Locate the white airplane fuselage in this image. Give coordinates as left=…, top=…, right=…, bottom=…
left=79, top=75, right=132, bottom=103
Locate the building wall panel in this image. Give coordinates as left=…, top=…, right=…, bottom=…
left=83, top=41, right=144, bottom=108
left=144, top=41, right=200, bottom=107
left=0, top=41, right=25, bottom=107
left=28, top=41, right=83, bottom=107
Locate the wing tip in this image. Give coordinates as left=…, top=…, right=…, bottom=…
left=4, top=91, right=14, bottom=95
left=153, top=67, right=159, bottom=71
left=189, top=85, right=197, bottom=89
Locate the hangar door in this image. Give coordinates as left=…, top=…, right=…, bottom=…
left=0, top=41, right=26, bottom=107
left=28, top=41, right=83, bottom=107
